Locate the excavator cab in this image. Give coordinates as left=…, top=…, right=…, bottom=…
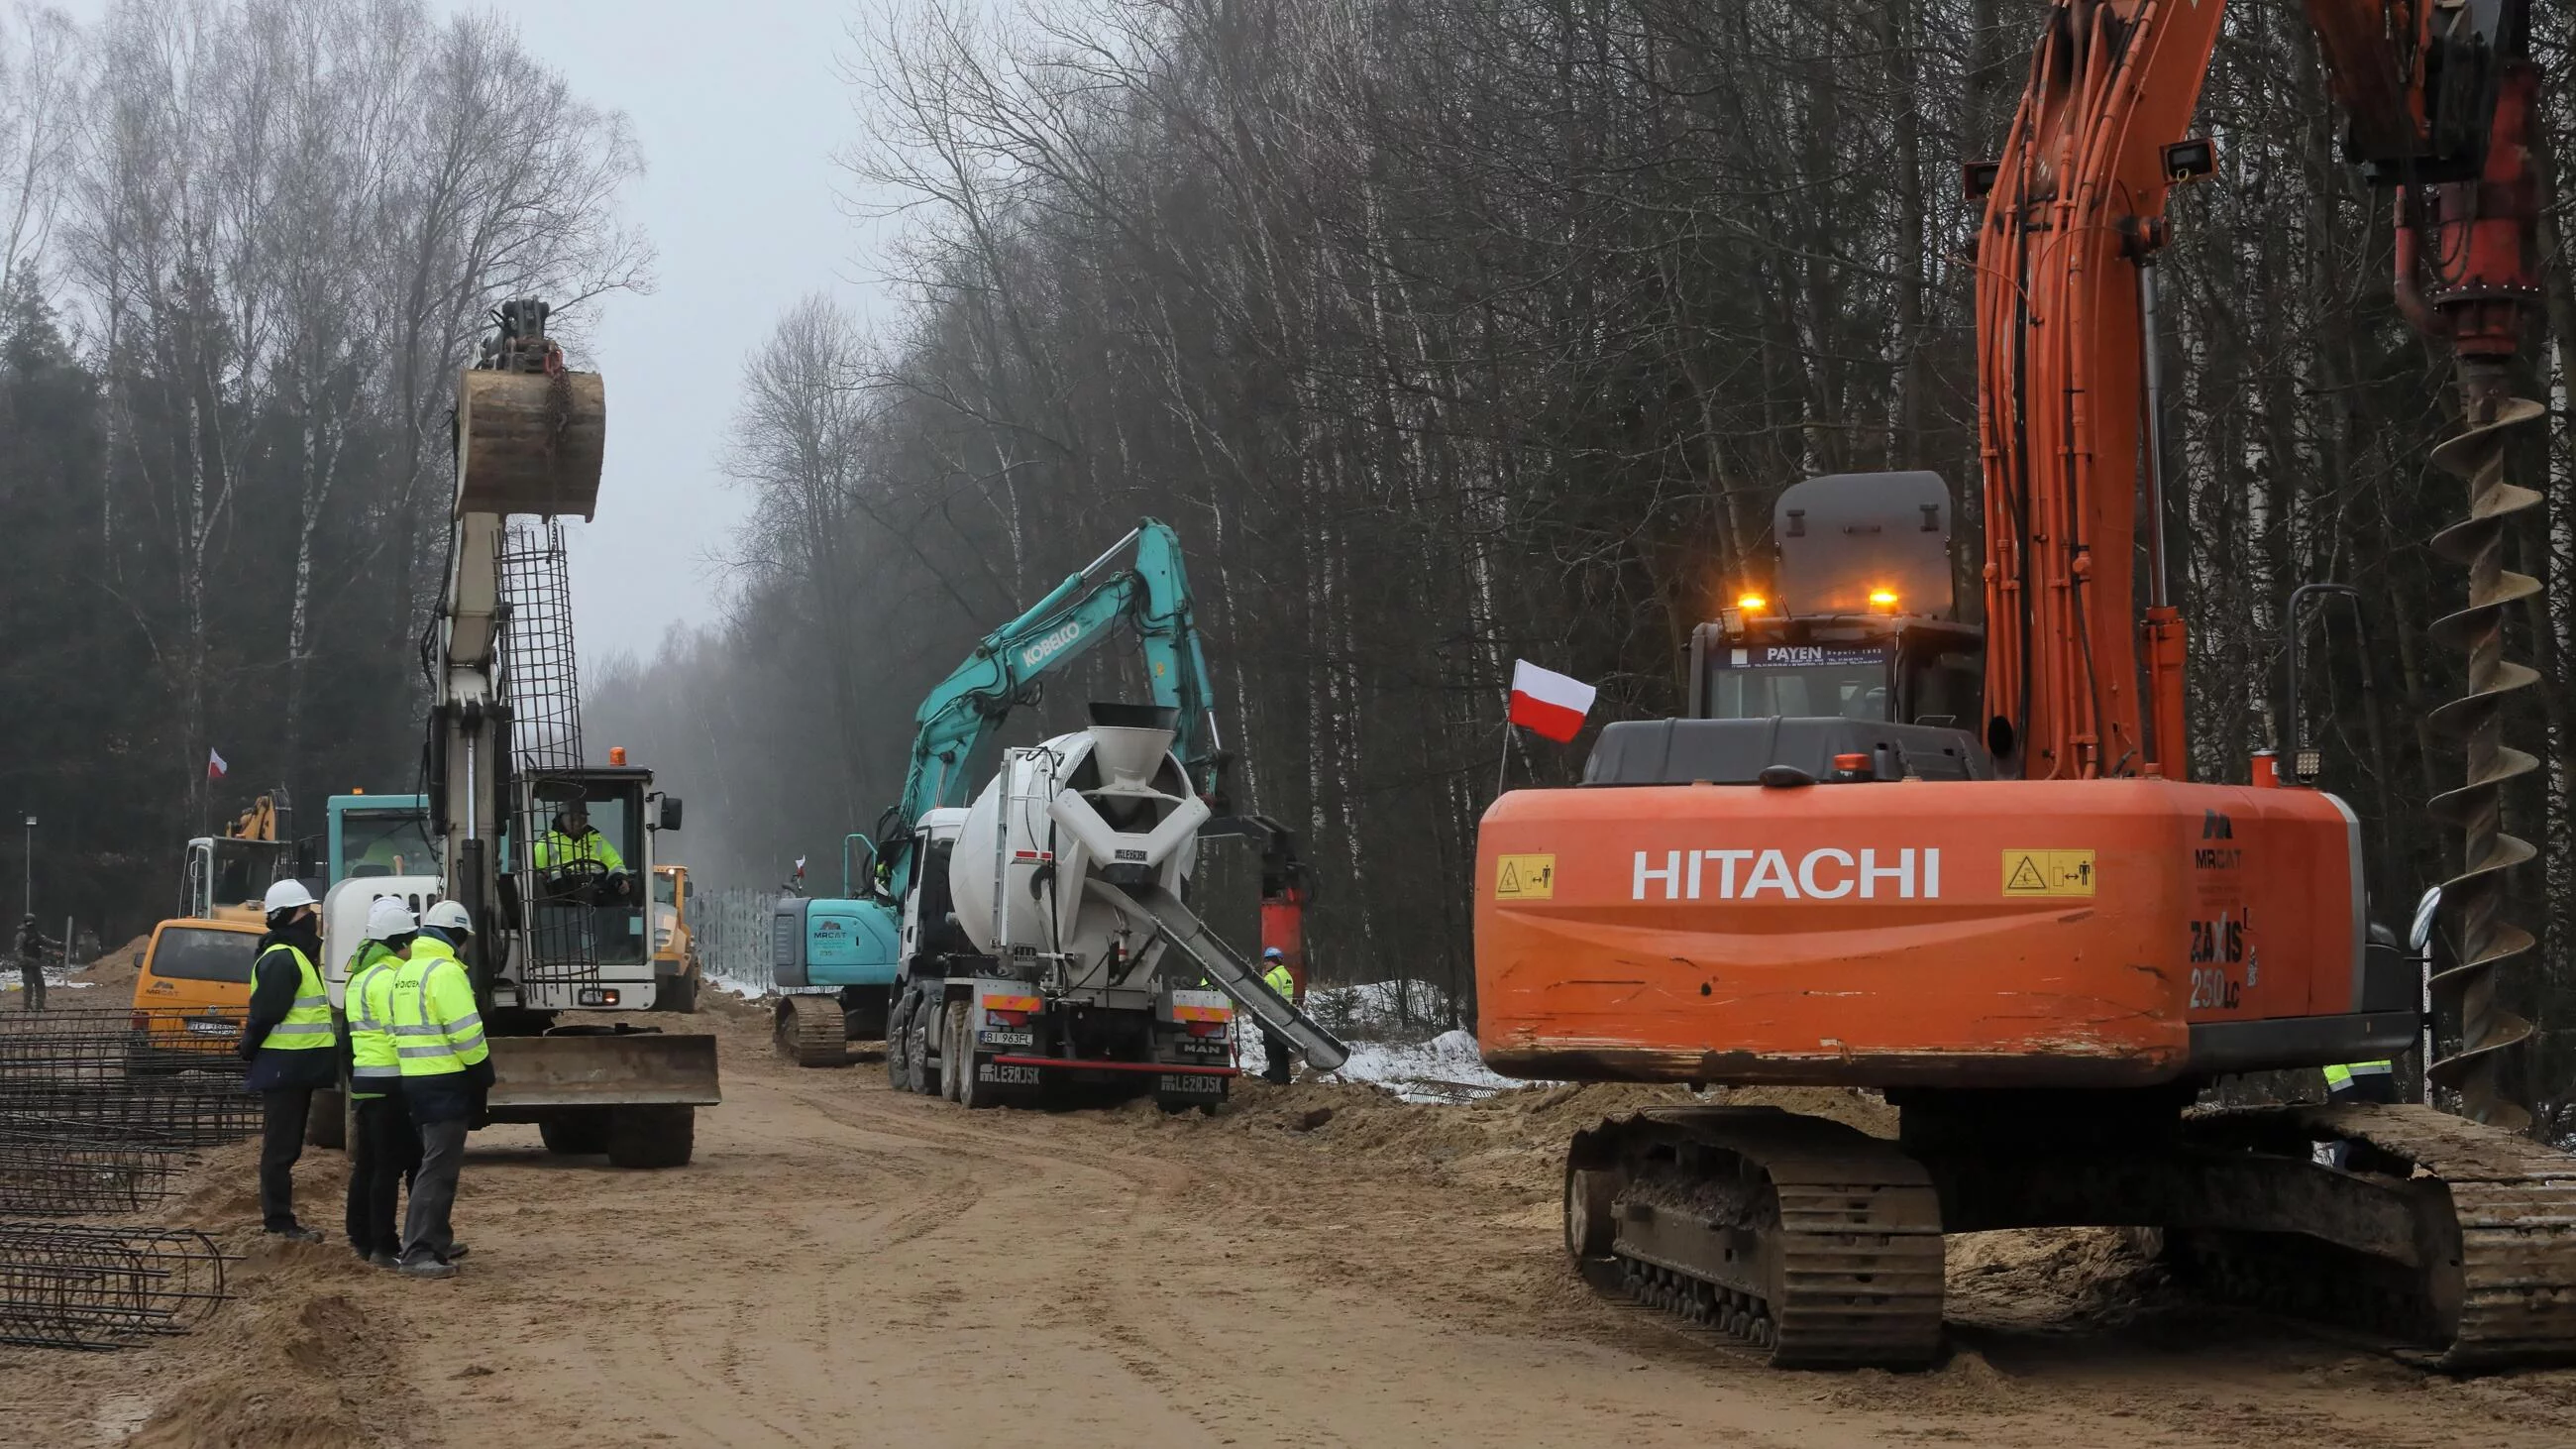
left=520, top=770, right=656, bottom=966
left=1687, top=471, right=1986, bottom=731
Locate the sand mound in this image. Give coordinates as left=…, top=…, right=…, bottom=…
left=1946, top=1226, right=2169, bottom=1331
left=72, top=934, right=154, bottom=999
left=1117, top=1075, right=1894, bottom=1204
left=127, top=1282, right=381, bottom=1449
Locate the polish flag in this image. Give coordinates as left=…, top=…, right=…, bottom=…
left=1508, top=660, right=1596, bottom=743
left=206, top=748, right=229, bottom=780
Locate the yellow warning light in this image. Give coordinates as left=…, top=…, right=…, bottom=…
left=1736, top=593, right=1768, bottom=613
left=1868, top=589, right=1899, bottom=612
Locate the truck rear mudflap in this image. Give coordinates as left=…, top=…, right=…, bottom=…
left=485, top=1033, right=721, bottom=1114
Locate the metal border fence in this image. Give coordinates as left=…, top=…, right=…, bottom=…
left=689, top=887, right=778, bottom=997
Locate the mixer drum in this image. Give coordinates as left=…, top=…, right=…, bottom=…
left=948, top=724, right=1201, bottom=974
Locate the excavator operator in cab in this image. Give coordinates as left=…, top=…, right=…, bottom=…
left=533, top=803, right=629, bottom=903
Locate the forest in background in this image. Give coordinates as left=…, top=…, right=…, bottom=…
left=586, top=0, right=2576, bottom=1131
left=4, top=0, right=2575, bottom=1130
left=0, top=0, right=643, bottom=941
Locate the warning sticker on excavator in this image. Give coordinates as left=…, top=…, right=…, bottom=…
left=1493, top=853, right=1556, bottom=900
left=2001, top=848, right=2095, bottom=897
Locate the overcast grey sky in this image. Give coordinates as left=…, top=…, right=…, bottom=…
left=55, top=0, right=885, bottom=662
left=477, top=1, right=879, bottom=663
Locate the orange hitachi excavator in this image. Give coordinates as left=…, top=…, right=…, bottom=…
left=1476, top=0, right=2576, bottom=1369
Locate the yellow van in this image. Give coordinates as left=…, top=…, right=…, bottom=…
left=128, top=918, right=266, bottom=1068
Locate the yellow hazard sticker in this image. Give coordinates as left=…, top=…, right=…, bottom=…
left=1493, top=853, right=1556, bottom=900
left=2001, top=848, right=2096, bottom=897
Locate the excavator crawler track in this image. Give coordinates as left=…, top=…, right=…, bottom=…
left=1568, top=1106, right=1943, bottom=1368
left=775, top=995, right=849, bottom=1068
left=2174, top=1103, right=2576, bottom=1370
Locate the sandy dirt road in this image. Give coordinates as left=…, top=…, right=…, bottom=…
left=8, top=996, right=2575, bottom=1448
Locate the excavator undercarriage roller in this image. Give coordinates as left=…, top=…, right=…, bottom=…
left=2173, top=1103, right=2576, bottom=1369
left=775, top=994, right=849, bottom=1067
left=1563, top=1102, right=2576, bottom=1371
left=1567, top=1107, right=1945, bottom=1369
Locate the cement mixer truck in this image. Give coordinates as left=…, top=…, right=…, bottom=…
left=891, top=703, right=1346, bottom=1109
left=772, top=520, right=1345, bottom=1105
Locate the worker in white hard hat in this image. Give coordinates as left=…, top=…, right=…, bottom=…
left=238, top=877, right=336, bottom=1241
left=342, top=897, right=422, bottom=1268
left=394, top=899, right=489, bottom=1278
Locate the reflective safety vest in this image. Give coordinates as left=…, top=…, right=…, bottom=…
left=533, top=828, right=625, bottom=874
left=2323, top=1060, right=2394, bottom=1089
left=1262, top=962, right=1295, bottom=1001
left=387, top=940, right=488, bottom=1077
left=346, top=943, right=405, bottom=1098
left=258, top=944, right=335, bottom=1052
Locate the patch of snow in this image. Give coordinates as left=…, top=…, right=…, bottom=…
left=1311, top=1027, right=1551, bottom=1103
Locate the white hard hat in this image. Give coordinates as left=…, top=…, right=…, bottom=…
left=263, top=879, right=318, bottom=913
left=364, top=897, right=418, bottom=942
left=421, top=900, right=474, bottom=935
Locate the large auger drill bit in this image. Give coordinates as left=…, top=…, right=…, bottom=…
left=2425, top=388, right=2543, bottom=1132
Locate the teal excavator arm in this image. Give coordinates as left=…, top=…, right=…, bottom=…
left=872, top=520, right=1224, bottom=897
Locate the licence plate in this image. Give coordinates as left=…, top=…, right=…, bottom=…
left=979, top=1029, right=1034, bottom=1048
left=185, top=1020, right=237, bottom=1037
left=1158, top=1073, right=1224, bottom=1095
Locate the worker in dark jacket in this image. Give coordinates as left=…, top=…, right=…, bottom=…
left=15, top=914, right=56, bottom=1012
left=237, top=878, right=337, bottom=1241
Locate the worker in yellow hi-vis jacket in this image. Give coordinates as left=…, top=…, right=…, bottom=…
left=390, top=901, right=490, bottom=1279
left=342, top=898, right=421, bottom=1268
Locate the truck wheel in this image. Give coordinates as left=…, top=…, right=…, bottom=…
left=605, top=1106, right=695, bottom=1169
left=307, top=1087, right=347, bottom=1150
left=886, top=989, right=916, bottom=1087
left=776, top=995, right=847, bottom=1067
left=956, top=1028, right=1000, bottom=1111
left=903, top=999, right=936, bottom=1094
left=539, top=1111, right=612, bottom=1156
left=938, top=1000, right=969, bottom=1102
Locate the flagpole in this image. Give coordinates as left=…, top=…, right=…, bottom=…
left=1495, top=718, right=1514, bottom=800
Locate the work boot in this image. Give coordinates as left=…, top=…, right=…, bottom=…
left=397, top=1257, right=458, bottom=1280
left=442, top=1242, right=470, bottom=1263
left=368, top=1252, right=400, bottom=1271
left=266, top=1225, right=324, bottom=1244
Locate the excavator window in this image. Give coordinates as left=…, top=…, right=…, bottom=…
left=525, top=778, right=649, bottom=964
left=1902, top=648, right=1984, bottom=728
left=207, top=838, right=290, bottom=910
left=1703, top=647, right=1891, bottom=720
left=338, top=809, right=437, bottom=881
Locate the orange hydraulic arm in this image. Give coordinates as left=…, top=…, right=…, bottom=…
left=1973, top=0, right=2539, bottom=783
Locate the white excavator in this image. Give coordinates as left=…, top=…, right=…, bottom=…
left=316, top=298, right=718, bottom=1166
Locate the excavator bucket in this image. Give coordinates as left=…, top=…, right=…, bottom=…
left=485, top=1032, right=720, bottom=1111
left=454, top=368, right=606, bottom=520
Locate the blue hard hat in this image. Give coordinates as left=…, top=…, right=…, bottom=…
left=1262, top=947, right=1285, bottom=960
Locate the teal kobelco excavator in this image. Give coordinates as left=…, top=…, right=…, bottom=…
left=771, top=520, right=1346, bottom=1110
